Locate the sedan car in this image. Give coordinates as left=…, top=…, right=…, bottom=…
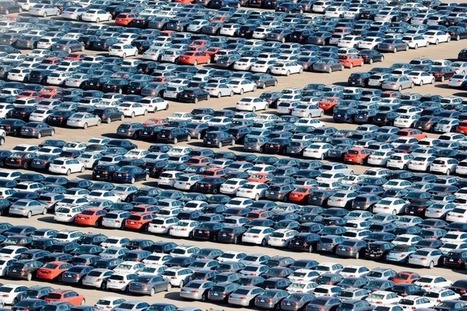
left=67, top=113, right=101, bottom=129
left=20, top=123, right=55, bottom=138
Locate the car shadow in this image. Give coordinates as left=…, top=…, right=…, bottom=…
left=163, top=291, right=183, bottom=301
left=434, top=84, right=453, bottom=89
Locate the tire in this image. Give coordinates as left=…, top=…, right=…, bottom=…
left=327, top=67, right=332, bottom=73
left=392, top=209, right=397, bottom=215
left=410, top=83, right=414, bottom=88
left=239, top=88, right=244, bottom=95
left=229, top=91, right=234, bottom=97
left=217, top=92, right=221, bottom=98
left=96, top=18, right=100, bottom=23
left=420, top=80, right=424, bottom=86
left=42, top=208, right=47, bottom=215
left=435, top=39, right=439, bottom=45
left=131, top=177, right=135, bottom=184
left=150, top=288, right=155, bottom=297
left=349, top=63, right=353, bottom=69
left=50, top=130, right=54, bottom=136
left=194, top=97, right=198, bottom=104
left=355, top=252, right=359, bottom=259
left=100, top=282, right=106, bottom=290
left=398, top=85, right=402, bottom=91
left=43, top=12, right=47, bottom=17
left=179, top=280, right=184, bottom=288
left=254, top=194, right=259, bottom=201
left=106, top=117, right=111, bottom=124
left=446, top=169, right=451, bottom=175
left=429, top=261, right=434, bottom=269
left=66, top=169, right=71, bottom=176
left=261, top=239, right=267, bottom=246
left=27, top=211, right=32, bottom=219
left=252, top=106, right=256, bottom=112
left=166, top=283, right=171, bottom=291
left=286, top=70, right=290, bottom=76
left=456, top=35, right=460, bottom=41
left=81, top=299, right=85, bottom=306
left=37, top=132, right=41, bottom=139
left=431, top=79, right=435, bottom=84
left=194, top=60, right=198, bottom=66
left=218, top=142, right=222, bottom=148
left=80, top=166, right=85, bottom=173
left=393, top=47, right=397, bottom=53
left=83, top=123, right=88, bottom=129
left=120, top=115, right=124, bottom=121
left=122, top=53, right=126, bottom=58
left=173, top=138, right=178, bottom=144
left=369, top=58, right=373, bottom=64
left=405, top=45, right=408, bottom=51
left=231, top=139, right=235, bottom=146
left=441, top=76, right=445, bottom=82
left=197, top=133, right=201, bottom=139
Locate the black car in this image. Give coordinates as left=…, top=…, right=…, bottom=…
left=444, top=250, right=467, bottom=269
left=107, top=139, right=137, bottom=150
left=157, top=127, right=191, bottom=144
left=94, top=108, right=124, bottom=124
left=193, top=222, right=225, bottom=241
left=46, top=110, right=74, bottom=126
left=359, top=49, right=385, bottom=64
left=348, top=72, right=372, bottom=87
left=92, top=164, right=120, bottom=181
left=191, top=177, right=226, bottom=194
left=177, top=88, right=210, bottom=103
left=0, top=118, right=26, bottom=136
left=288, top=233, right=320, bottom=252
left=216, top=226, right=247, bottom=244
left=203, top=131, right=235, bottom=148
left=365, top=241, right=395, bottom=260
left=0, top=1, right=22, bottom=13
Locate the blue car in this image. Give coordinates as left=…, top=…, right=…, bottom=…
left=113, top=166, right=149, bottom=184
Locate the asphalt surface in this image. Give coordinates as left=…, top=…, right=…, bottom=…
left=1, top=16, right=467, bottom=311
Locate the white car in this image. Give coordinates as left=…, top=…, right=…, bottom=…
left=338, top=35, right=363, bottom=48
left=67, top=112, right=101, bottom=128
left=303, top=143, right=332, bottom=159
left=242, top=226, right=274, bottom=245
left=291, top=104, right=323, bottom=118
left=340, top=265, right=370, bottom=278
left=220, top=178, right=247, bottom=195
left=288, top=269, right=320, bottom=283
left=373, top=198, right=409, bottom=215
left=81, top=9, right=112, bottom=22
left=49, top=158, right=85, bottom=175
left=0, top=284, right=28, bottom=305
left=106, top=273, right=138, bottom=291
left=366, top=290, right=400, bottom=306
left=267, top=229, right=299, bottom=248
left=446, top=207, right=467, bottom=223
left=0, top=246, right=28, bottom=260
left=227, top=79, right=257, bottom=94
left=29, top=4, right=60, bottom=17
left=327, top=191, right=358, bottom=208
left=61, top=7, right=86, bottom=20
left=407, top=71, right=435, bottom=85
left=449, top=74, right=467, bottom=88
left=424, top=288, right=460, bottom=304
left=118, top=103, right=147, bottom=117
left=424, top=30, right=451, bottom=45
left=29, top=109, right=53, bottom=122
left=87, top=190, right=121, bottom=203
left=169, top=220, right=200, bottom=238
left=46, top=71, right=70, bottom=86
left=236, top=97, right=269, bottom=112
left=204, top=83, right=234, bottom=98
left=142, top=253, right=172, bottom=266
left=217, top=251, right=247, bottom=263
left=109, top=44, right=139, bottom=58
left=357, top=37, right=383, bottom=49
left=407, top=155, right=435, bottom=171
left=270, top=62, right=303, bottom=76
left=233, top=57, right=256, bottom=71
left=250, top=59, right=277, bottom=73
left=430, top=157, right=458, bottom=175
left=95, top=297, right=127, bottom=310
left=138, top=97, right=167, bottom=112
left=161, top=267, right=193, bottom=287
left=386, top=153, right=413, bottom=169
left=148, top=217, right=179, bottom=234
left=397, top=296, right=435, bottom=311
left=236, top=182, right=268, bottom=200
left=54, top=206, right=84, bottom=223
left=286, top=282, right=316, bottom=293
left=414, top=275, right=452, bottom=289
left=402, top=35, right=429, bottom=49
left=7, top=69, right=31, bottom=82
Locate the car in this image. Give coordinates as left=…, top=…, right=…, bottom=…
left=407, top=71, right=435, bottom=85
left=228, top=286, right=264, bottom=307
left=49, top=158, right=85, bottom=175
left=67, top=113, right=101, bottom=129
left=9, top=199, right=47, bottom=218
left=109, top=44, right=139, bottom=58
left=128, top=275, right=170, bottom=296
left=20, top=123, right=55, bottom=138
left=81, top=9, right=112, bottom=22
left=236, top=97, right=269, bottom=112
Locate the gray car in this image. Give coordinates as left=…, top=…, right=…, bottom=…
left=254, top=289, right=289, bottom=309
left=381, top=75, right=414, bottom=91
left=9, top=200, right=47, bottom=218
left=207, top=282, right=240, bottom=302
left=228, top=286, right=264, bottom=307
left=179, top=280, right=214, bottom=301
left=111, top=300, right=150, bottom=311
left=408, top=248, right=444, bottom=268
left=335, top=239, right=367, bottom=259
left=81, top=268, right=113, bottom=289
left=128, top=276, right=170, bottom=296
left=243, top=136, right=270, bottom=152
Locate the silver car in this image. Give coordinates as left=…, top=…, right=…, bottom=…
left=408, top=248, right=444, bottom=268
left=9, top=200, right=47, bottom=218
left=228, top=286, right=265, bottom=307
left=179, top=280, right=214, bottom=300
left=255, top=289, right=289, bottom=309
left=381, top=75, right=414, bottom=91
left=243, top=136, right=270, bottom=152
left=82, top=268, right=114, bottom=289
left=29, top=4, right=60, bottom=17
left=67, top=113, right=101, bottom=129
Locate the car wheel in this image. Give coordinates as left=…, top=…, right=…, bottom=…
left=143, top=110, right=147, bottom=116
left=254, top=194, right=259, bottom=201
left=50, top=129, right=55, bottom=136
left=446, top=169, right=451, bottom=175
left=420, top=80, right=424, bottom=86
left=179, top=280, right=184, bottom=288
left=456, top=35, right=460, bottom=41
left=193, top=60, right=198, bottom=66
left=431, top=78, right=435, bottom=84
left=66, top=169, right=71, bottom=176
left=131, top=112, right=135, bottom=118
left=410, top=83, right=414, bottom=88
left=80, top=166, right=85, bottom=173
left=130, top=177, right=135, bottom=184
left=392, top=209, right=397, bottom=215
left=355, top=252, right=359, bottom=259
left=405, top=45, right=408, bottom=51
left=218, top=142, right=222, bottom=148
left=83, top=123, right=88, bottom=129
left=187, top=135, right=191, bottom=142
left=252, top=106, right=256, bottom=112
left=435, top=39, right=439, bottom=45
left=429, top=261, right=434, bottom=269
left=122, top=53, right=126, bottom=58
left=327, top=67, right=332, bottom=73
left=349, top=63, right=353, bottom=69
left=441, top=76, right=445, bottom=82
left=197, top=133, right=201, bottom=139
left=194, top=97, right=198, bottom=104
left=4, top=9, right=9, bottom=14
left=37, top=132, right=41, bottom=139
left=369, top=58, right=373, bottom=64
left=106, top=117, right=111, bottom=124
left=43, top=12, right=47, bottom=17
left=414, top=44, right=418, bottom=49
left=42, top=208, right=47, bottom=215
left=239, top=88, right=244, bottom=95
left=27, top=211, right=32, bottom=219
left=134, top=50, right=138, bottom=56
left=173, top=138, right=178, bottom=144
left=217, top=92, right=221, bottom=98
left=150, top=288, right=155, bottom=297
left=286, top=70, right=290, bottom=76
left=81, top=299, right=86, bottom=306
left=166, top=283, right=171, bottom=291
left=100, top=282, right=106, bottom=290
left=229, top=91, right=234, bottom=97
left=120, top=115, right=124, bottom=121
left=398, top=85, right=402, bottom=91
left=393, top=47, right=397, bottom=53
left=96, top=18, right=100, bottom=23
left=145, top=174, right=149, bottom=181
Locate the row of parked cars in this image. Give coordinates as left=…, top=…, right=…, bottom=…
left=347, top=55, right=467, bottom=91
left=0, top=221, right=466, bottom=311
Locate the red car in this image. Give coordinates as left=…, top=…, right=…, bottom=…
left=318, top=97, right=341, bottom=113
left=178, top=51, right=211, bottom=65
left=343, top=147, right=372, bottom=164
left=45, top=290, right=85, bottom=306
left=397, top=128, right=427, bottom=140
left=115, top=13, right=137, bottom=26
left=392, top=271, right=421, bottom=284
